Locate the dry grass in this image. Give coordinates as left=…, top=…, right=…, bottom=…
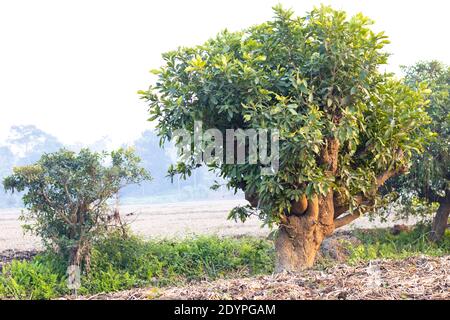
left=74, top=255, right=449, bottom=300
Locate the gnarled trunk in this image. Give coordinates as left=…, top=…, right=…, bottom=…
left=275, top=216, right=324, bottom=271
left=275, top=194, right=335, bottom=272
left=430, top=201, right=450, bottom=242
left=269, top=138, right=407, bottom=271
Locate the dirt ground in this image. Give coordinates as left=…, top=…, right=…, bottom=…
left=0, top=199, right=418, bottom=252
left=72, top=255, right=449, bottom=300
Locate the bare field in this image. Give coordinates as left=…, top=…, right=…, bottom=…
left=0, top=199, right=416, bottom=252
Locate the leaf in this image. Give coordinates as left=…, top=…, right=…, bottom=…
left=327, top=98, right=333, bottom=107
left=149, top=69, right=162, bottom=75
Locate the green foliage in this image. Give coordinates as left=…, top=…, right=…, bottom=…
left=2, top=148, right=151, bottom=266
left=391, top=61, right=449, bottom=205
left=0, top=234, right=274, bottom=299
left=141, top=5, right=432, bottom=223
left=0, top=254, right=68, bottom=300
left=81, top=234, right=274, bottom=293
left=347, top=225, right=450, bottom=264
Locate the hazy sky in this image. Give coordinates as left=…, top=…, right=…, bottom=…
left=1, top=0, right=449, bottom=148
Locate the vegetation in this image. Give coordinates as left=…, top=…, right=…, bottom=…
left=347, top=225, right=450, bottom=264
left=0, top=235, right=274, bottom=299
left=386, top=61, right=449, bottom=242
left=2, top=148, right=150, bottom=268
left=0, top=228, right=448, bottom=299
left=0, top=255, right=67, bottom=300
left=140, top=5, right=432, bottom=270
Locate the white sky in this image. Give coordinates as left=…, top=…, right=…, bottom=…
left=0, top=0, right=449, bottom=147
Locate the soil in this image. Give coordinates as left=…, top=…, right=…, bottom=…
left=71, top=255, right=449, bottom=300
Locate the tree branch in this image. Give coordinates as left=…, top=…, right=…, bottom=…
left=333, top=165, right=407, bottom=220
left=39, top=189, right=75, bottom=226
left=334, top=211, right=361, bottom=228
left=244, top=190, right=259, bottom=207
left=334, top=197, right=376, bottom=229
left=376, top=165, right=407, bottom=188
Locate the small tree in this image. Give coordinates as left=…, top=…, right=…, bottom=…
left=3, top=148, right=150, bottom=268
left=140, top=6, right=432, bottom=270
left=388, top=61, right=449, bottom=241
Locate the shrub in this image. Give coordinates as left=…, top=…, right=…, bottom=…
left=2, top=148, right=150, bottom=269
left=0, top=254, right=67, bottom=299
left=81, top=234, right=274, bottom=293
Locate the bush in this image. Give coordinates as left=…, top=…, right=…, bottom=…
left=2, top=148, right=150, bottom=268
left=81, top=234, right=274, bottom=294
left=0, top=234, right=274, bottom=299
left=0, top=254, right=68, bottom=299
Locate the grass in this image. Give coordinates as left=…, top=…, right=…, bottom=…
left=346, top=224, right=450, bottom=264
left=0, top=224, right=448, bottom=299
left=0, top=234, right=274, bottom=299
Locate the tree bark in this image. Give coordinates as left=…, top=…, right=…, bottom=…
left=69, top=246, right=82, bottom=267
left=274, top=194, right=335, bottom=272
left=275, top=217, right=320, bottom=271
left=430, top=201, right=450, bottom=242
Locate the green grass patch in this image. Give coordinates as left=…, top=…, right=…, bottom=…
left=0, top=234, right=274, bottom=299
left=81, top=234, right=274, bottom=294
left=0, top=253, right=68, bottom=299
left=346, top=225, right=450, bottom=264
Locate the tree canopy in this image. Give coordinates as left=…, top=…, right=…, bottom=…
left=399, top=61, right=449, bottom=203
left=141, top=5, right=433, bottom=270
left=388, top=61, right=449, bottom=241
left=141, top=5, right=432, bottom=223
left=3, top=148, right=150, bottom=267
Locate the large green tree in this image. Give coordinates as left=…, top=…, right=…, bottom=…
left=391, top=61, right=449, bottom=241
left=140, top=6, right=432, bottom=270
left=3, top=148, right=150, bottom=268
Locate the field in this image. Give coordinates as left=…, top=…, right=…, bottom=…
left=0, top=199, right=418, bottom=252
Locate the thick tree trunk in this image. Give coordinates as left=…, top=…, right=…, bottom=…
left=274, top=194, right=335, bottom=272
left=274, top=138, right=339, bottom=272
left=430, top=201, right=450, bottom=242
left=274, top=216, right=324, bottom=271
left=69, top=246, right=82, bottom=267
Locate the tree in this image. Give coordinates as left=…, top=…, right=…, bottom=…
left=390, top=61, right=449, bottom=242
left=6, top=125, right=63, bottom=164
left=0, top=146, right=20, bottom=207
left=0, top=146, right=14, bottom=179
left=3, top=148, right=150, bottom=268
left=140, top=6, right=432, bottom=270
